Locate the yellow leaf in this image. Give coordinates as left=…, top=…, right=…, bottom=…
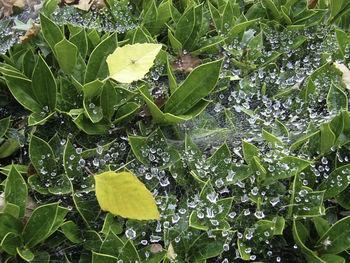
left=94, top=171, right=160, bottom=220
left=106, top=43, right=162, bottom=83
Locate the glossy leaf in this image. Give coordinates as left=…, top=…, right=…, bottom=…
left=92, top=251, right=118, bottom=263
left=85, top=32, right=118, bottom=83
left=118, top=240, right=141, bottom=262
left=94, top=171, right=160, bottom=220
left=1, top=74, right=42, bottom=113
left=0, top=116, right=10, bottom=138
left=29, top=135, right=57, bottom=180
left=317, top=215, right=350, bottom=254
left=54, top=38, right=78, bottom=75
left=39, top=13, right=64, bottom=51
left=327, top=84, right=348, bottom=113
left=164, top=58, right=223, bottom=115
left=242, top=140, right=259, bottom=164
left=0, top=213, right=22, bottom=239
left=0, top=232, right=21, bottom=255
left=317, top=164, right=350, bottom=200
left=5, top=165, right=27, bottom=218
left=32, top=54, right=57, bottom=111
left=23, top=203, right=60, bottom=248
left=129, top=128, right=180, bottom=169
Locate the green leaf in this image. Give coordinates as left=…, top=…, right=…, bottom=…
left=73, top=191, right=100, bottom=226
left=188, top=231, right=230, bottom=261
left=262, top=128, right=283, bottom=146
left=1, top=74, right=42, bottom=113
left=61, top=221, right=81, bottom=243
left=174, top=4, right=203, bottom=51
left=114, top=102, right=140, bottom=123
left=168, top=29, right=182, bottom=54
left=39, top=13, right=64, bottom=52
left=85, top=32, right=118, bottom=83
left=42, top=0, right=57, bottom=15
left=54, top=38, right=78, bottom=75
left=129, top=128, right=180, bottom=169
left=330, top=0, right=343, bottom=18
left=48, top=174, right=72, bottom=195
left=317, top=215, right=350, bottom=254
left=335, top=28, right=349, bottom=58
left=100, top=82, right=118, bottom=121
left=262, top=0, right=280, bottom=20
left=5, top=165, right=28, bottom=218
left=29, top=135, right=57, bottom=180
left=100, top=229, right=124, bottom=256
left=320, top=254, right=345, bottom=263
left=226, top=19, right=259, bottom=42
left=242, top=140, right=259, bottom=164
left=313, top=217, right=330, bottom=238
left=273, top=119, right=289, bottom=139
left=317, top=164, right=350, bottom=200
left=320, top=122, right=336, bottom=153
left=2, top=202, right=20, bottom=218
left=335, top=185, right=350, bottom=210
left=0, top=232, right=21, bottom=255
left=63, top=139, right=83, bottom=181
left=0, top=213, right=22, bottom=239
left=167, top=57, right=177, bottom=94
left=292, top=219, right=326, bottom=263
left=28, top=112, right=55, bottom=126
left=118, top=240, right=141, bottom=262
left=17, top=248, right=35, bottom=262
left=165, top=59, right=223, bottom=115
left=92, top=251, right=118, bottom=263
left=191, top=36, right=226, bottom=56
left=70, top=28, right=88, bottom=59
left=327, top=84, right=348, bottom=113
left=0, top=116, right=10, bottom=138
left=73, top=114, right=110, bottom=135
left=32, top=54, right=57, bottom=111
left=23, top=203, right=64, bottom=248
left=32, top=251, right=50, bottom=263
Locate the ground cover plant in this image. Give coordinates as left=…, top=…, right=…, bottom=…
left=1, top=0, right=350, bottom=262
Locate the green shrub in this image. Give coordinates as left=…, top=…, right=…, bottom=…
left=1, top=0, right=350, bottom=262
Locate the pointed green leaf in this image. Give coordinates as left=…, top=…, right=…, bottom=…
left=5, top=165, right=28, bottom=219
left=23, top=203, right=59, bottom=248
left=39, top=13, right=64, bottom=52
left=327, top=84, right=348, bottom=113
left=85, top=32, right=118, bottom=83
left=54, top=38, right=78, bottom=75
left=165, top=59, right=223, bottom=115
left=317, top=215, right=350, bottom=254
left=32, top=54, right=57, bottom=111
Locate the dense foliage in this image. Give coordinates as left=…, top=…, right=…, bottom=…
left=1, top=0, right=350, bottom=262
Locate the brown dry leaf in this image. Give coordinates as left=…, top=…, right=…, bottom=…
left=334, top=63, right=350, bottom=90
left=150, top=243, right=163, bottom=253
left=64, top=0, right=76, bottom=4
left=19, top=23, right=41, bottom=43
left=171, top=53, right=202, bottom=74
left=167, top=242, right=176, bottom=260
left=74, top=0, right=93, bottom=11
left=92, top=0, right=105, bottom=9
left=27, top=163, right=36, bottom=177
left=0, top=0, right=24, bottom=18
left=142, top=96, right=167, bottom=117
left=308, top=0, right=318, bottom=9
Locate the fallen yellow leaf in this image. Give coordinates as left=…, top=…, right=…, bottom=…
left=94, top=171, right=160, bottom=220
left=106, top=43, right=162, bottom=83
